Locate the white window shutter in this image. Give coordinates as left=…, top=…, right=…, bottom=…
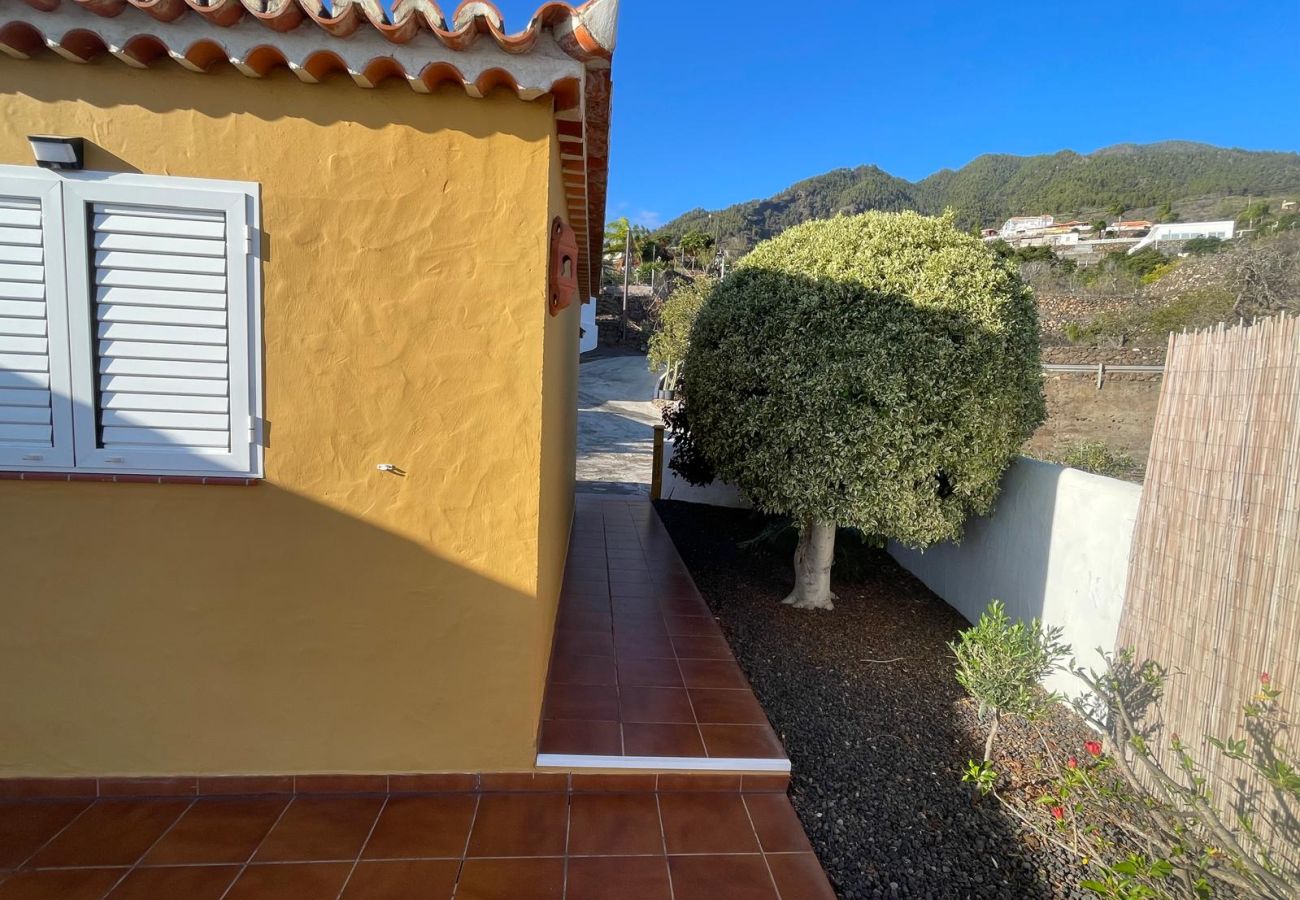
left=63, top=181, right=257, bottom=476
left=0, top=175, right=74, bottom=469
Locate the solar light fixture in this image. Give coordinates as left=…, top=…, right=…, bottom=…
left=27, top=135, right=84, bottom=170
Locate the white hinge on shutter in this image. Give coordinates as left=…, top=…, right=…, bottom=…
left=0, top=182, right=74, bottom=469
left=90, top=203, right=234, bottom=456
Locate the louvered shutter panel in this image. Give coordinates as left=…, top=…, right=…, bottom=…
left=0, top=176, right=74, bottom=469
left=64, top=182, right=255, bottom=476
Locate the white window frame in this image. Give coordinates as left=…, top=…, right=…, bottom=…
left=0, top=166, right=263, bottom=478
left=0, top=171, right=75, bottom=469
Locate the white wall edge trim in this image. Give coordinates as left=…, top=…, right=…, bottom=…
left=535, top=753, right=792, bottom=773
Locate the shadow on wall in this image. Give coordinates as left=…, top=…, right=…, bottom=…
left=0, top=476, right=550, bottom=777
left=889, top=457, right=1142, bottom=698
left=2, top=55, right=553, bottom=138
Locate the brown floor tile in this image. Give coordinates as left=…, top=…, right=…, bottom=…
left=656, top=775, right=741, bottom=793
left=142, top=796, right=287, bottom=865
left=0, top=868, right=124, bottom=900
left=98, top=778, right=197, bottom=798
left=660, top=598, right=712, bottom=618
left=612, top=613, right=669, bottom=636
left=559, top=593, right=611, bottom=612
left=566, top=856, right=671, bottom=900
left=617, top=658, right=684, bottom=688
left=567, top=793, right=663, bottom=856
left=0, top=801, right=88, bottom=868
left=106, top=865, right=239, bottom=900
left=569, top=774, right=658, bottom=793
left=387, top=775, right=477, bottom=794
left=478, top=774, right=569, bottom=793
left=223, top=863, right=352, bottom=900
left=743, top=795, right=814, bottom=853
left=556, top=610, right=612, bottom=632
left=613, top=632, right=676, bottom=659
left=0, top=780, right=97, bottom=800
left=679, top=660, right=750, bottom=690
left=543, top=683, right=619, bottom=722
left=339, top=859, right=459, bottom=899
left=553, top=631, right=614, bottom=658
left=622, top=724, right=706, bottom=758
left=26, top=799, right=190, bottom=868
left=764, top=853, right=837, bottom=900
left=465, top=794, right=567, bottom=857
left=361, top=795, right=475, bottom=860
left=689, top=689, right=770, bottom=725
left=549, top=655, right=616, bottom=687
left=610, top=596, right=662, bottom=618
left=619, top=687, right=695, bottom=724
left=537, top=720, right=622, bottom=756
left=668, top=855, right=778, bottom=900
left=659, top=793, right=761, bottom=854
left=196, top=776, right=295, bottom=796
left=294, top=775, right=388, bottom=795
left=254, top=796, right=384, bottom=862
left=741, top=774, right=791, bottom=793
left=455, top=858, right=564, bottom=900
left=664, top=616, right=715, bottom=636
left=671, top=635, right=734, bottom=660
left=700, top=725, right=787, bottom=760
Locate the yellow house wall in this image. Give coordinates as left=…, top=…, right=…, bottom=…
left=0, top=57, right=574, bottom=776
left=536, top=136, right=580, bottom=660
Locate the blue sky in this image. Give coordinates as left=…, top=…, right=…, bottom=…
left=490, top=1, right=1300, bottom=230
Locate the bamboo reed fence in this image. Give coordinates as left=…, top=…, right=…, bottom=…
left=1117, top=314, right=1300, bottom=864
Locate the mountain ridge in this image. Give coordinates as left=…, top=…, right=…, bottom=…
left=656, top=142, right=1300, bottom=251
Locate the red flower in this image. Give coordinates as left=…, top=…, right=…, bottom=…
left=1066, top=756, right=1078, bottom=769
left=1260, top=672, right=1272, bottom=686
left=1084, top=740, right=1103, bottom=758
left=1051, top=806, right=1065, bottom=820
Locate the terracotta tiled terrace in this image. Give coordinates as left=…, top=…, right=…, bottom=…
left=539, top=497, right=789, bottom=770
left=0, top=499, right=833, bottom=898
left=0, top=782, right=834, bottom=899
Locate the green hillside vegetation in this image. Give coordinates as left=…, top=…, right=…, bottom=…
left=656, top=142, right=1300, bottom=252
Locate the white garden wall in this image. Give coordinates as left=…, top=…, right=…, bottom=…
left=888, top=458, right=1141, bottom=698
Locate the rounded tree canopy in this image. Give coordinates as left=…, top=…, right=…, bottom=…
left=681, top=211, right=1046, bottom=547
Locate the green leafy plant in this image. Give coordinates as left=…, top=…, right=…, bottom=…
left=950, top=600, right=1071, bottom=761
left=647, top=277, right=713, bottom=372
left=1183, top=236, right=1225, bottom=256
left=964, top=653, right=1300, bottom=899
left=1140, top=261, right=1180, bottom=285
left=1057, top=441, right=1136, bottom=478
left=671, top=211, right=1045, bottom=610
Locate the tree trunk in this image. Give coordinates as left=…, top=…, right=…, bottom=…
left=983, top=711, right=1000, bottom=763
left=782, top=518, right=837, bottom=610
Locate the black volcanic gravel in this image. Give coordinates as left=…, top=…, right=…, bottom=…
left=654, top=500, right=1097, bottom=900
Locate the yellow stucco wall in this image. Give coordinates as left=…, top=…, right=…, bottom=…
left=536, top=135, right=580, bottom=662
left=0, top=57, right=576, bottom=776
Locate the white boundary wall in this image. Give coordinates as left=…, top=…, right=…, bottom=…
left=889, top=458, right=1141, bottom=698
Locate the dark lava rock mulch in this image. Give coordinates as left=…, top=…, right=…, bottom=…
left=655, top=500, right=1097, bottom=900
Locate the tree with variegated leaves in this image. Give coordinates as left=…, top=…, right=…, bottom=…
left=673, top=211, right=1045, bottom=609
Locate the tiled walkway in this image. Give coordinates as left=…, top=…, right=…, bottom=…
left=0, top=787, right=834, bottom=899
left=539, top=498, right=788, bottom=769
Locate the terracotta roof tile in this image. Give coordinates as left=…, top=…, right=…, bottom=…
left=1, top=0, right=618, bottom=299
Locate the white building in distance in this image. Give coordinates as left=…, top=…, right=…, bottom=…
left=999, top=215, right=1055, bottom=238
left=1129, top=221, right=1236, bottom=254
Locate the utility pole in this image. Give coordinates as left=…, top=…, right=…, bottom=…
left=649, top=242, right=657, bottom=295
left=620, top=227, right=631, bottom=341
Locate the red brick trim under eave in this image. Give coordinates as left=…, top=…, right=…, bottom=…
left=0, top=472, right=259, bottom=485
left=0, top=771, right=789, bottom=800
